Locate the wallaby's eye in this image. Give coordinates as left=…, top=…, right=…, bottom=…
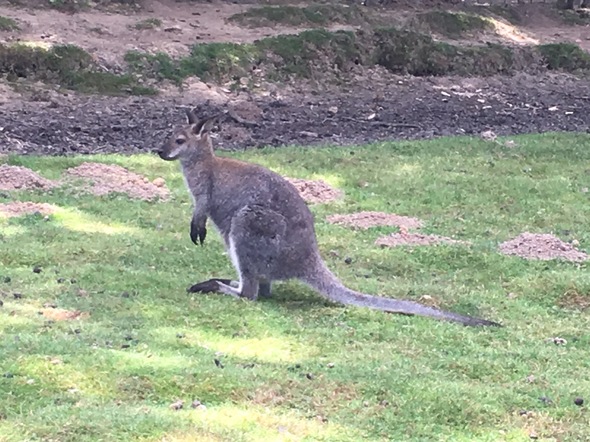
left=175, top=138, right=185, bottom=145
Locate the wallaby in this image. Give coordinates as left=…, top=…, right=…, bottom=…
left=157, top=109, right=501, bottom=327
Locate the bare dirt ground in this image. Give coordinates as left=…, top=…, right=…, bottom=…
left=0, top=164, right=57, bottom=190
left=375, top=232, right=469, bottom=247
left=498, top=232, right=588, bottom=262
left=0, top=201, right=57, bottom=217
left=326, top=211, right=424, bottom=230
left=0, top=1, right=589, bottom=156
left=64, top=162, right=170, bottom=201
left=286, top=178, right=343, bottom=204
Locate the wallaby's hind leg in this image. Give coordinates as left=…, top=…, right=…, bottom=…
left=258, top=281, right=272, bottom=298
left=187, top=205, right=285, bottom=301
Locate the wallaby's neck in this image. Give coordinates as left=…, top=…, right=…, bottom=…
left=179, top=150, right=216, bottom=196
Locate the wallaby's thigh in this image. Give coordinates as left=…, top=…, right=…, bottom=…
left=229, top=205, right=287, bottom=281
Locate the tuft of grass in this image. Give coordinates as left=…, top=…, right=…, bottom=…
left=412, top=10, right=492, bottom=39
left=1, top=132, right=590, bottom=441
left=131, top=18, right=162, bottom=31
left=538, top=42, right=590, bottom=71
left=228, top=4, right=368, bottom=28
left=0, top=15, right=19, bottom=31
left=0, top=43, right=156, bottom=96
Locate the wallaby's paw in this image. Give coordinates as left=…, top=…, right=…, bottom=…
left=190, top=221, right=207, bottom=246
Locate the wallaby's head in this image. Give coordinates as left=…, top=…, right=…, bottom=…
left=158, top=109, right=220, bottom=161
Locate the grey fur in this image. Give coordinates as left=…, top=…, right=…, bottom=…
left=157, top=111, right=501, bottom=327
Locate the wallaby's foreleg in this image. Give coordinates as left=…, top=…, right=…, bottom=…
left=190, top=211, right=207, bottom=246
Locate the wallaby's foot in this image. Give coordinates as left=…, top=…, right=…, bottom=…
left=187, top=277, right=260, bottom=301
left=187, top=278, right=233, bottom=294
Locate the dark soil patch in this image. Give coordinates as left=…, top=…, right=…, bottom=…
left=498, top=232, right=588, bottom=262
left=1, top=72, right=588, bottom=156
left=557, top=288, right=590, bottom=311
left=0, top=164, right=57, bottom=191
left=375, top=232, right=468, bottom=247
left=326, top=211, right=424, bottom=230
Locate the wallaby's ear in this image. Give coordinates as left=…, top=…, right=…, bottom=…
left=186, top=108, right=198, bottom=124
left=192, top=115, right=221, bottom=137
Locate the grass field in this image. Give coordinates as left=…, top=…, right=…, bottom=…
left=1, top=132, right=589, bottom=442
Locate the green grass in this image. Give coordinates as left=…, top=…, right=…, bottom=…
left=0, top=15, right=19, bottom=31
left=131, top=18, right=162, bottom=31
left=228, top=4, right=368, bottom=28
left=412, top=10, right=492, bottom=39
left=1, top=132, right=590, bottom=441
left=0, top=43, right=157, bottom=96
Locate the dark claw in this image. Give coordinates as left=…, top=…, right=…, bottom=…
left=190, top=221, right=206, bottom=246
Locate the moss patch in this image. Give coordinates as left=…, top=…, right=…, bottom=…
left=131, top=18, right=162, bottom=31
left=0, top=16, right=19, bottom=32
left=0, top=43, right=156, bottom=95
left=538, top=43, right=590, bottom=71
left=122, top=27, right=590, bottom=87
left=412, top=10, right=492, bottom=39
left=228, top=4, right=368, bottom=28
left=125, top=29, right=360, bottom=83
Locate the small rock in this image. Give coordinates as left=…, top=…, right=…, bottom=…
left=13, top=293, right=22, bottom=299
left=327, top=362, right=335, bottom=368
left=176, top=333, right=185, bottom=338
left=3, top=373, right=14, bottom=378
left=328, top=106, right=338, bottom=115
left=152, top=177, right=166, bottom=188
left=551, top=337, right=567, bottom=346
left=214, top=358, right=224, bottom=369
left=121, top=291, right=130, bottom=298
left=574, top=397, right=584, bottom=406
left=169, top=400, right=184, bottom=410
left=56, top=278, right=65, bottom=283
left=3, top=277, right=10, bottom=283
left=306, top=373, right=314, bottom=380
left=344, top=257, right=352, bottom=265
left=529, top=431, right=538, bottom=439
left=191, top=400, right=206, bottom=411
left=480, top=130, right=497, bottom=141
left=32, top=266, right=42, bottom=274
left=43, top=302, right=57, bottom=309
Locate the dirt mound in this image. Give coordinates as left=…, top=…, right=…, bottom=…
left=0, top=201, right=57, bottom=218
left=286, top=178, right=343, bottom=204
left=0, top=165, right=57, bottom=191
left=327, top=211, right=424, bottom=230
left=63, top=162, right=170, bottom=201
left=375, top=232, right=468, bottom=247
left=41, top=309, right=90, bottom=321
left=498, top=232, right=588, bottom=262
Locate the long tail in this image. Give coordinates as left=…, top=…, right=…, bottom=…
left=303, top=259, right=501, bottom=327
